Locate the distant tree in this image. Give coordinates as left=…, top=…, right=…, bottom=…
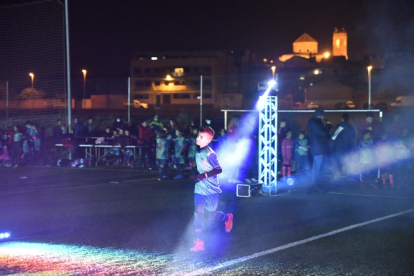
left=19, top=87, right=46, bottom=99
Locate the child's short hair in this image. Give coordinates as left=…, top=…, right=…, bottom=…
left=199, top=126, right=215, bottom=138
left=342, top=113, right=350, bottom=122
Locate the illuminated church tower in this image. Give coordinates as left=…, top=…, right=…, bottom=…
left=333, top=28, right=348, bottom=59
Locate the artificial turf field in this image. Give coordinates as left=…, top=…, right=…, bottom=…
left=1, top=166, right=414, bottom=275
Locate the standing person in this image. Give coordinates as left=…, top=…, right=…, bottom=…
left=190, top=127, right=233, bottom=252
left=112, top=117, right=126, bottom=131
left=168, top=118, right=178, bottom=139
left=187, top=127, right=198, bottom=172
left=73, top=117, right=84, bottom=138
left=173, top=129, right=187, bottom=179
left=12, top=125, right=23, bottom=168
left=149, top=114, right=163, bottom=133
left=358, top=130, right=375, bottom=187
left=332, top=113, right=356, bottom=177
left=156, top=130, right=169, bottom=180
left=277, top=119, right=288, bottom=174
left=31, top=124, right=41, bottom=161
left=52, top=119, right=63, bottom=143
left=84, top=117, right=95, bottom=137
left=357, top=112, right=382, bottom=142
left=281, top=130, right=294, bottom=178
left=307, top=109, right=331, bottom=191
left=138, top=120, right=151, bottom=168
left=295, top=131, right=310, bottom=175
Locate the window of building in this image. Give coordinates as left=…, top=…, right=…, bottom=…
left=144, top=68, right=151, bottom=73
left=134, top=94, right=149, bottom=99
left=203, top=67, right=211, bottom=73
left=154, top=68, right=160, bottom=73
left=154, top=81, right=161, bottom=86
left=133, top=68, right=141, bottom=74
left=135, top=81, right=143, bottom=87
left=193, top=80, right=200, bottom=86
left=193, top=67, right=200, bottom=73
left=184, top=67, right=191, bottom=73
left=203, top=93, right=212, bottom=99
left=144, top=81, right=151, bottom=87
left=174, top=68, right=184, bottom=74
left=164, top=81, right=170, bottom=85
left=336, top=39, right=340, bottom=48
left=173, top=93, right=191, bottom=99
left=174, top=80, right=186, bottom=85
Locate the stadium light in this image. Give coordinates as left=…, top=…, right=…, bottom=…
left=29, top=72, right=34, bottom=88
left=256, top=80, right=277, bottom=110
left=367, top=65, right=373, bottom=109
left=82, top=69, right=87, bottom=99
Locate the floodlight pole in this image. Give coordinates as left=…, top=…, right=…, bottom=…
left=65, top=0, right=72, bottom=129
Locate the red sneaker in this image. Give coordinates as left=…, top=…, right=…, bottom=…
left=190, top=239, right=205, bottom=252
left=225, top=213, right=233, bottom=233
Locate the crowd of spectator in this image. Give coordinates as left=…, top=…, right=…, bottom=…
left=1, top=111, right=413, bottom=188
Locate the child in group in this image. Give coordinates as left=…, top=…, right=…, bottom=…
left=190, top=126, right=233, bottom=252
left=187, top=127, right=198, bottom=172
left=121, top=130, right=135, bottom=167
left=156, top=130, right=169, bottom=180
left=281, top=130, right=293, bottom=178
left=295, top=131, right=309, bottom=175
left=12, top=125, right=23, bottom=168
left=376, top=132, right=394, bottom=188
left=173, top=129, right=187, bottom=179
left=358, top=130, right=375, bottom=187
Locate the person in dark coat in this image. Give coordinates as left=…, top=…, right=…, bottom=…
left=73, top=117, right=84, bottom=138
left=332, top=113, right=356, bottom=176
left=307, top=109, right=331, bottom=190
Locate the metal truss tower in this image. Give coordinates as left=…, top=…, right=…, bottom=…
left=258, top=96, right=278, bottom=192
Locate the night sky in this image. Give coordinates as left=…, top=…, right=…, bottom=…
left=57, top=0, right=414, bottom=78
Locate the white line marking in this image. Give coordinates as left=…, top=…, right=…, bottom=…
left=329, top=191, right=414, bottom=200
left=185, top=208, right=414, bottom=276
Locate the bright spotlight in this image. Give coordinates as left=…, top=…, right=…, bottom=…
left=313, top=69, right=320, bottom=75
left=0, top=232, right=11, bottom=239
left=287, top=177, right=295, bottom=186
left=256, top=80, right=277, bottom=110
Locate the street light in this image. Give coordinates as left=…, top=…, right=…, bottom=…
left=367, top=65, right=373, bottom=109
left=323, top=52, right=330, bottom=59
left=271, top=66, right=276, bottom=79
left=82, top=69, right=87, bottom=98
left=29, top=72, right=34, bottom=88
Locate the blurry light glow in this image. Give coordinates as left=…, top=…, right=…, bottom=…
left=270, top=60, right=274, bottom=63
left=29, top=73, right=34, bottom=78
left=4, top=232, right=10, bottom=238
left=81, top=69, right=87, bottom=74
left=0, top=233, right=4, bottom=239
left=256, top=80, right=276, bottom=110
left=263, top=58, right=268, bottom=63
left=367, top=65, right=373, bottom=72
left=313, top=69, right=320, bottom=75
left=166, top=75, right=173, bottom=81
left=300, top=76, right=305, bottom=80
left=151, top=57, right=158, bottom=60
left=323, top=52, right=330, bottom=59
left=310, top=83, right=313, bottom=86
left=336, top=39, right=340, bottom=48
left=287, top=178, right=294, bottom=186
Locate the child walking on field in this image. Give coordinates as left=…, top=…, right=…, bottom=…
left=191, top=127, right=233, bottom=252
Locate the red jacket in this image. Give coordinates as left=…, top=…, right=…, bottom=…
left=281, top=138, right=293, bottom=165
left=138, top=126, right=151, bottom=145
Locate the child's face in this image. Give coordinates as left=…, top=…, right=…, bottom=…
left=280, top=121, right=286, bottom=128
left=105, top=128, right=110, bottom=133
left=298, top=133, right=304, bottom=140
left=142, top=121, right=147, bottom=127
left=196, top=131, right=213, bottom=148
left=286, top=131, right=292, bottom=139
left=364, top=133, right=371, bottom=140
left=88, top=119, right=93, bottom=123
left=119, top=129, right=124, bottom=135
left=125, top=130, right=130, bottom=136
left=113, top=130, right=117, bottom=135
left=175, top=129, right=181, bottom=137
